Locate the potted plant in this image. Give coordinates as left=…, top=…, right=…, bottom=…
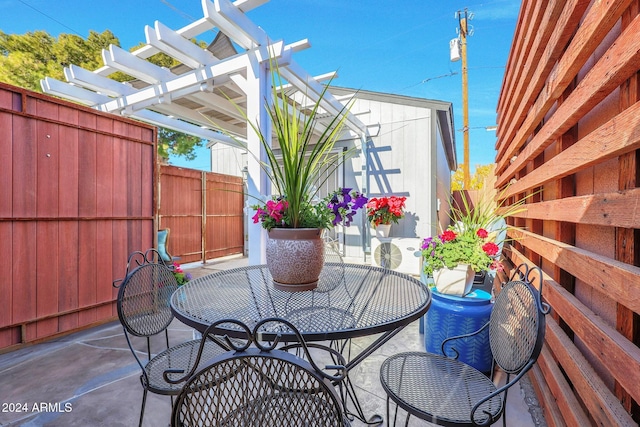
left=171, top=262, right=192, bottom=286
left=421, top=228, right=501, bottom=296
left=241, top=61, right=367, bottom=291
left=421, top=189, right=528, bottom=296
left=366, top=195, right=407, bottom=237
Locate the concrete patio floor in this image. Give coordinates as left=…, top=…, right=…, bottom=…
left=0, top=255, right=546, bottom=427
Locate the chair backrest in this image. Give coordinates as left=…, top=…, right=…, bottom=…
left=489, top=265, right=549, bottom=374
left=170, top=318, right=346, bottom=427
left=114, top=249, right=178, bottom=338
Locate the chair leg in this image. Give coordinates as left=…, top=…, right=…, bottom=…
left=139, top=389, right=147, bottom=427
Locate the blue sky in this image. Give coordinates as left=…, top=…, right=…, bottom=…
left=1, top=0, right=520, bottom=172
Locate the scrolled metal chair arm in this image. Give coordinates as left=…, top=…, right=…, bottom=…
left=441, top=321, right=490, bottom=359
left=163, top=318, right=252, bottom=384
left=255, top=318, right=348, bottom=383
left=470, top=359, right=535, bottom=426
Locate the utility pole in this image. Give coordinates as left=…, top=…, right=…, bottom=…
left=457, top=9, right=472, bottom=189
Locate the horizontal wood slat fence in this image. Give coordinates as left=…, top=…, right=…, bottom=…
left=158, top=165, right=244, bottom=264
left=495, top=1, right=640, bottom=425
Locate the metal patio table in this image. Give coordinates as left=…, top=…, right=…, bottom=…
left=170, top=262, right=431, bottom=425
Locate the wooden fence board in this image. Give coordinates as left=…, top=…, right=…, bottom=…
left=509, top=249, right=640, bottom=405
left=36, top=221, right=59, bottom=338
left=497, top=2, right=640, bottom=422
left=96, top=134, right=114, bottom=216
left=530, top=364, right=567, bottom=427
left=509, top=229, right=640, bottom=314
left=77, top=222, right=97, bottom=326
left=497, top=0, right=591, bottom=155
left=0, top=223, right=12, bottom=336
left=499, top=11, right=640, bottom=184
left=36, top=118, right=59, bottom=218
left=497, top=0, right=635, bottom=175
left=545, top=318, right=636, bottom=426
left=58, top=222, right=79, bottom=331
left=78, top=130, right=97, bottom=217
left=13, top=115, right=36, bottom=217
left=0, top=113, right=12, bottom=217
left=497, top=0, right=552, bottom=129
left=502, top=100, right=640, bottom=199
left=513, top=188, right=640, bottom=229
left=0, top=83, right=156, bottom=350
left=159, top=165, right=243, bottom=264
left=537, top=345, right=591, bottom=427
left=12, top=223, right=37, bottom=325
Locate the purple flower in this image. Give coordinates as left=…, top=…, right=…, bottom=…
left=421, top=237, right=433, bottom=250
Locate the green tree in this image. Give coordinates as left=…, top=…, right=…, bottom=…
left=158, top=128, right=203, bottom=161
left=0, top=30, right=203, bottom=162
left=451, top=164, right=494, bottom=191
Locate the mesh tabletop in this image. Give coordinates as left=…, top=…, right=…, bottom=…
left=171, top=263, right=431, bottom=342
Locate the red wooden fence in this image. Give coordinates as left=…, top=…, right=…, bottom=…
left=0, top=83, right=156, bottom=351
left=158, top=165, right=244, bottom=264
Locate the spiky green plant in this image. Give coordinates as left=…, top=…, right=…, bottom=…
left=243, top=61, right=357, bottom=228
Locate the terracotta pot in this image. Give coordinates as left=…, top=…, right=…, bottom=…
left=375, top=223, right=391, bottom=238
left=432, top=264, right=475, bottom=296
left=266, top=228, right=325, bottom=291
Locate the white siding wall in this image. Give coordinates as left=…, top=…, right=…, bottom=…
left=209, top=144, right=246, bottom=177
left=354, top=97, right=434, bottom=240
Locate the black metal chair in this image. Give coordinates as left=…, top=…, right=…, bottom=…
left=168, top=317, right=350, bottom=426
left=112, top=249, right=228, bottom=427
left=380, top=263, right=550, bottom=427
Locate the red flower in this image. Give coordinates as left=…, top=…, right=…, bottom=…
left=482, top=242, right=500, bottom=256
left=440, top=230, right=457, bottom=242
left=476, top=228, right=488, bottom=239
left=367, top=195, right=407, bottom=225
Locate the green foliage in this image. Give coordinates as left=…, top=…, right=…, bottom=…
left=158, top=128, right=204, bottom=162
left=0, top=30, right=205, bottom=161
left=240, top=60, right=357, bottom=228
left=422, top=229, right=498, bottom=276
left=0, top=30, right=118, bottom=91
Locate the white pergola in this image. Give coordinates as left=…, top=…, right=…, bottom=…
left=41, top=0, right=369, bottom=264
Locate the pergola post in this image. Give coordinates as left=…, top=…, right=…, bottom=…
left=246, top=53, right=271, bottom=264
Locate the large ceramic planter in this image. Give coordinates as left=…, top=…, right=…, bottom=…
left=432, top=264, right=475, bottom=296
left=375, top=223, right=391, bottom=238
left=266, top=228, right=324, bottom=291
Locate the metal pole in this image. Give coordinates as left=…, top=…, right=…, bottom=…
left=460, top=11, right=470, bottom=190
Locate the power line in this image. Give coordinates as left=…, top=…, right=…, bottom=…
left=160, top=0, right=197, bottom=23
left=16, top=0, right=84, bottom=37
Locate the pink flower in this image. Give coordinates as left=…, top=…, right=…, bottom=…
left=266, top=200, right=287, bottom=222
left=476, top=228, right=488, bottom=239
left=252, top=208, right=266, bottom=224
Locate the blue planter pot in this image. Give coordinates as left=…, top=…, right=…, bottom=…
left=423, top=289, right=494, bottom=373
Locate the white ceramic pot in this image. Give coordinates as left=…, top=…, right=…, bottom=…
left=266, top=228, right=324, bottom=291
left=375, top=223, right=391, bottom=238
left=433, top=264, right=475, bottom=296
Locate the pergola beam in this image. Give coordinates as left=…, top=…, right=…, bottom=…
left=133, top=109, right=246, bottom=148
left=202, top=0, right=268, bottom=49
left=279, top=59, right=366, bottom=134
left=147, top=21, right=219, bottom=69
